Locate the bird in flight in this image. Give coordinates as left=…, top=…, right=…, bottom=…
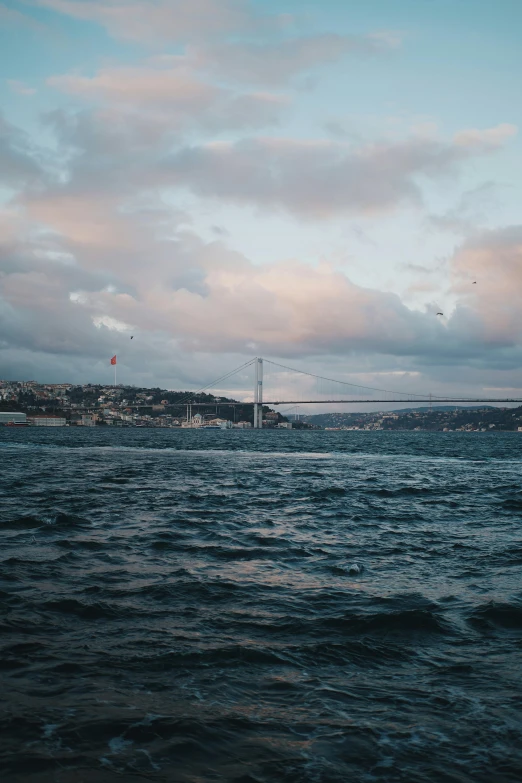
left=130, top=335, right=134, bottom=339
left=472, top=281, right=477, bottom=284
left=436, top=312, right=444, bottom=316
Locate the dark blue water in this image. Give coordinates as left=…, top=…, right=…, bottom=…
left=1, top=429, right=522, bottom=782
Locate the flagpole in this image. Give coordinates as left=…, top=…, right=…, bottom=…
left=114, top=362, right=117, bottom=387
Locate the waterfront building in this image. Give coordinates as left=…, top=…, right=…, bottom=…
left=207, top=418, right=233, bottom=429
left=182, top=413, right=233, bottom=429
left=263, top=412, right=279, bottom=426
left=28, top=415, right=67, bottom=427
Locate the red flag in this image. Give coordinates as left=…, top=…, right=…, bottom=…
left=110, top=355, right=117, bottom=365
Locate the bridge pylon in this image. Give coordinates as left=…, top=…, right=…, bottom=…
left=254, top=357, right=263, bottom=428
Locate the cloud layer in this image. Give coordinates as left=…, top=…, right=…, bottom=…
left=163, top=129, right=515, bottom=218
left=1, top=1, right=521, bottom=397
left=2, top=112, right=521, bottom=375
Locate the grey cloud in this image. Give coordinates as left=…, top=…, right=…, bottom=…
left=0, top=114, right=47, bottom=188
left=168, top=266, right=209, bottom=297
left=162, top=134, right=499, bottom=219
left=428, top=181, right=503, bottom=236
left=0, top=237, right=127, bottom=294
left=188, top=33, right=393, bottom=86
left=324, top=120, right=353, bottom=139
left=211, top=225, right=229, bottom=237
left=203, top=91, right=287, bottom=132
left=402, top=263, right=437, bottom=274
left=459, top=223, right=522, bottom=252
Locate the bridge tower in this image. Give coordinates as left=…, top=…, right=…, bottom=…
left=254, top=357, right=263, bottom=428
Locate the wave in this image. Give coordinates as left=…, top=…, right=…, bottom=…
left=501, top=494, right=522, bottom=510
left=37, top=598, right=121, bottom=620
left=54, top=538, right=106, bottom=550
left=309, top=486, right=347, bottom=500
left=375, top=486, right=434, bottom=496
left=321, top=607, right=451, bottom=636
left=496, top=545, right=522, bottom=564
left=467, top=600, right=522, bottom=631
left=1, top=513, right=91, bottom=531
left=109, top=644, right=288, bottom=671
left=293, top=638, right=412, bottom=665
left=1, top=515, right=44, bottom=529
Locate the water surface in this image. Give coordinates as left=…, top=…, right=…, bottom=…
left=1, top=429, right=522, bottom=782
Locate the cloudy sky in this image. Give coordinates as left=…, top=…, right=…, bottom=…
left=1, top=0, right=522, bottom=407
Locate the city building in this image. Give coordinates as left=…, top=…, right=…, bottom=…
left=263, top=411, right=279, bottom=426
left=28, top=415, right=67, bottom=427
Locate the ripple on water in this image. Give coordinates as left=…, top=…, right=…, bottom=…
left=1, top=429, right=522, bottom=782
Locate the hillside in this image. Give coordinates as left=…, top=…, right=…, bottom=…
left=295, top=406, right=522, bottom=431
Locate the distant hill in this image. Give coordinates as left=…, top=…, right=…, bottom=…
left=292, top=406, right=498, bottom=421
left=293, top=405, right=499, bottom=424
left=291, top=404, right=522, bottom=431
left=389, top=405, right=498, bottom=413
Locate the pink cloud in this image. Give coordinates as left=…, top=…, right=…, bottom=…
left=48, top=64, right=287, bottom=133
left=451, top=226, right=522, bottom=343
left=453, top=123, right=517, bottom=150
left=49, top=66, right=215, bottom=107
left=35, top=0, right=253, bottom=43
left=6, top=79, right=36, bottom=96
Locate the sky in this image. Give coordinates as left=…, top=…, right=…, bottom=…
left=1, top=0, right=522, bottom=409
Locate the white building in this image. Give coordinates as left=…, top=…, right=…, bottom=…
left=28, top=415, right=66, bottom=427
left=207, top=418, right=233, bottom=429
left=183, top=413, right=233, bottom=429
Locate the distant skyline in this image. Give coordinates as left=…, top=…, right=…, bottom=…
left=1, top=0, right=522, bottom=409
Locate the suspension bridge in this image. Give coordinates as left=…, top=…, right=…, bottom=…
left=181, top=357, right=522, bottom=428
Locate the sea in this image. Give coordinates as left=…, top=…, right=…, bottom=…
left=1, top=428, right=522, bottom=783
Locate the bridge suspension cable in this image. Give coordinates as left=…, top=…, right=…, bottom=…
left=176, top=358, right=256, bottom=407
left=264, top=359, right=475, bottom=401
left=177, top=357, right=522, bottom=407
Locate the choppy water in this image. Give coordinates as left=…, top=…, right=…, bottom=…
left=1, top=429, right=522, bottom=782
